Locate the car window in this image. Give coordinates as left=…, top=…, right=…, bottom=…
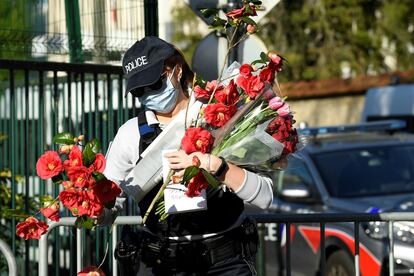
left=271, top=157, right=315, bottom=196
left=312, top=145, right=414, bottom=197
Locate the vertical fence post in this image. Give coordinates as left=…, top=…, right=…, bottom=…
left=388, top=221, right=394, bottom=276
left=0, top=238, right=17, bottom=276
left=354, top=222, right=360, bottom=276
left=64, top=0, right=84, bottom=63
left=144, top=0, right=158, bottom=36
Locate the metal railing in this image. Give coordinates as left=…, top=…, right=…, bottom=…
left=254, top=212, right=414, bottom=276
left=0, top=238, right=17, bottom=276
left=35, top=212, right=414, bottom=276
left=38, top=216, right=142, bottom=276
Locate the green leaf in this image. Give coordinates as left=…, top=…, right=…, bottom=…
left=53, top=132, right=76, bottom=145
left=200, top=8, right=218, bottom=18
left=251, top=59, right=264, bottom=65
left=201, top=169, right=220, bottom=189
left=2, top=209, right=29, bottom=219
left=241, top=16, right=257, bottom=26
left=210, top=16, right=226, bottom=28
left=195, top=74, right=207, bottom=89
left=260, top=52, right=269, bottom=63
left=92, top=172, right=106, bottom=183
left=75, top=216, right=95, bottom=230
left=39, top=195, right=54, bottom=203
left=182, top=166, right=200, bottom=183
left=82, top=139, right=100, bottom=167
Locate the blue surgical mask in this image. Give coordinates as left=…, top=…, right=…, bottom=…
left=138, top=70, right=179, bottom=113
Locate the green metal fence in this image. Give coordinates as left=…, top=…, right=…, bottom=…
left=0, top=59, right=143, bottom=275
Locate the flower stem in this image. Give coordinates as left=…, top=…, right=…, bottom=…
left=141, top=169, right=174, bottom=225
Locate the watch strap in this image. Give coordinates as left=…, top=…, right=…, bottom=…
left=214, top=156, right=228, bottom=178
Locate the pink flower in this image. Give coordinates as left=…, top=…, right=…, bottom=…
left=269, top=97, right=284, bottom=110
left=277, top=104, right=291, bottom=117
left=36, top=151, right=63, bottom=179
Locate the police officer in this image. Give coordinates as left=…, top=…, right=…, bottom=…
left=102, top=36, right=274, bottom=275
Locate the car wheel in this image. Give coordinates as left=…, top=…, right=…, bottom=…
left=326, top=250, right=355, bottom=276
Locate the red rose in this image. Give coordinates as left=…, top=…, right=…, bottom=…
left=204, top=103, right=237, bottom=127
left=181, top=127, right=214, bottom=154
left=214, top=80, right=239, bottom=105
left=194, top=85, right=211, bottom=102
left=239, top=64, right=253, bottom=77
left=225, top=4, right=257, bottom=19
left=63, top=146, right=83, bottom=170
left=67, top=166, right=93, bottom=188
left=92, top=153, right=106, bottom=172
left=266, top=117, right=298, bottom=156
left=259, top=66, right=275, bottom=83
left=78, top=265, right=106, bottom=276
left=194, top=81, right=224, bottom=102
left=91, top=179, right=122, bottom=204
left=244, top=75, right=265, bottom=99
left=59, top=188, right=81, bottom=210
left=40, top=202, right=60, bottom=222
left=36, top=151, right=63, bottom=179
left=16, top=217, right=49, bottom=240
left=186, top=171, right=209, bottom=197
left=205, top=80, right=224, bottom=92
left=281, top=127, right=298, bottom=155
left=77, top=191, right=104, bottom=218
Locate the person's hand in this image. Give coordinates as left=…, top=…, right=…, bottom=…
left=164, top=150, right=215, bottom=172
left=164, top=150, right=194, bottom=170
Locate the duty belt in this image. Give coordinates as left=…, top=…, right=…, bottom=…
left=140, top=219, right=258, bottom=271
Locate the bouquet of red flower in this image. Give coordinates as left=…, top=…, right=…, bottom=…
left=16, top=133, right=121, bottom=240
left=145, top=0, right=301, bottom=221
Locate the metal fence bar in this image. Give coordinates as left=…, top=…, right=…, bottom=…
left=354, top=221, right=360, bottom=276
left=389, top=221, right=394, bottom=276
left=253, top=212, right=414, bottom=223
left=320, top=222, right=325, bottom=276
left=39, top=216, right=141, bottom=276
left=0, top=238, right=17, bottom=276
left=286, top=222, right=291, bottom=276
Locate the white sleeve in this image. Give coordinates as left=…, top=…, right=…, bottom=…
left=234, top=169, right=274, bottom=209
left=99, top=119, right=141, bottom=226
left=103, top=118, right=141, bottom=185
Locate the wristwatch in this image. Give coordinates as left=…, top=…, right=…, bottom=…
left=214, top=156, right=229, bottom=178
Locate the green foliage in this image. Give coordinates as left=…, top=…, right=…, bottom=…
left=171, top=4, right=204, bottom=65
left=53, top=132, right=76, bottom=145
left=0, top=169, right=36, bottom=272
left=258, top=0, right=414, bottom=81
left=82, top=139, right=100, bottom=167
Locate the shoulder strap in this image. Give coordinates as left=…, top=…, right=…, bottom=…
left=136, top=110, right=162, bottom=164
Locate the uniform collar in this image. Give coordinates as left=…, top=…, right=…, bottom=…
left=145, top=110, right=159, bottom=126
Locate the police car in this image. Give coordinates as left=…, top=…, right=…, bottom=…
left=258, top=120, right=414, bottom=276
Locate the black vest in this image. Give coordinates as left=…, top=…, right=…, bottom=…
left=136, top=111, right=244, bottom=237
